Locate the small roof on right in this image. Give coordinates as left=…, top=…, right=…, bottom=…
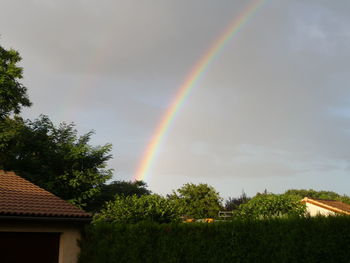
left=302, top=197, right=350, bottom=215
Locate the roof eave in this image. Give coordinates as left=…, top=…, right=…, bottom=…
left=0, top=215, right=92, bottom=223
left=302, top=197, right=350, bottom=215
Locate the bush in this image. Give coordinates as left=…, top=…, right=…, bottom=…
left=168, top=183, right=223, bottom=219
left=238, top=193, right=306, bottom=219
left=93, top=194, right=181, bottom=224
left=79, top=216, right=350, bottom=263
left=85, top=180, right=151, bottom=212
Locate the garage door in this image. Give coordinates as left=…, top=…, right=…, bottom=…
left=0, top=232, right=60, bottom=263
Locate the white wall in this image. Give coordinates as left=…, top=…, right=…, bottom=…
left=305, top=202, right=336, bottom=217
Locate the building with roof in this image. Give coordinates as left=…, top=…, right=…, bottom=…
left=302, top=197, right=350, bottom=216
left=0, top=170, right=91, bottom=263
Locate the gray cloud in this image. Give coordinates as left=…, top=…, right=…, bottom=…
left=1, top=0, right=350, bottom=197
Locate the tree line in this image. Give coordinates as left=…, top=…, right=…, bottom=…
left=94, top=184, right=350, bottom=223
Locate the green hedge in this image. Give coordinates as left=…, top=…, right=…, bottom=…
left=79, top=217, right=350, bottom=263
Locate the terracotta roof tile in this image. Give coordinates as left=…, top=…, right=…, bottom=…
left=0, top=170, right=91, bottom=219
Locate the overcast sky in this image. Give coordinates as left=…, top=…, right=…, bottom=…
left=1, top=0, right=350, bottom=198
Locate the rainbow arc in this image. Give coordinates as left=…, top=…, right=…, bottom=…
left=134, top=0, right=267, bottom=181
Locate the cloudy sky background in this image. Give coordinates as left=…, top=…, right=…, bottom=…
left=1, top=0, right=350, bottom=198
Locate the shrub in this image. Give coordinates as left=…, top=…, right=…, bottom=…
left=93, top=194, right=180, bottom=224
left=168, top=183, right=223, bottom=219
left=237, top=193, right=306, bottom=219
left=79, top=216, right=350, bottom=263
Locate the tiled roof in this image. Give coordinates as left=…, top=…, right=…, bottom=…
left=0, top=170, right=91, bottom=219
left=302, top=197, right=350, bottom=215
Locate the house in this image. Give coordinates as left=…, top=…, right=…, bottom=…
left=0, top=170, right=91, bottom=263
left=302, top=197, right=350, bottom=216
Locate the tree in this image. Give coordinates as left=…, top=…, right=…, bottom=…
left=0, top=45, right=31, bottom=118
left=225, top=191, right=251, bottom=211
left=168, top=183, right=223, bottom=219
left=0, top=115, right=113, bottom=207
left=284, top=189, right=350, bottom=204
left=0, top=43, right=115, bottom=208
left=94, top=194, right=180, bottom=224
left=238, top=193, right=306, bottom=219
left=85, top=180, right=151, bottom=212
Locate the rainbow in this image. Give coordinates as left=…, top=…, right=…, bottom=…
left=134, top=0, right=267, bottom=181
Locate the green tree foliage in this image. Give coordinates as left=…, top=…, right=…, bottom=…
left=0, top=45, right=31, bottom=118
left=0, top=43, right=114, bottom=208
left=238, top=193, right=306, bottom=219
left=0, top=115, right=113, bottom=207
left=225, top=191, right=251, bottom=211
left=168, top=183, right=223, bottom=219
left=94, top=194, right=180, bottom=224
left=85, top=180, right=151, bottom=212
left=284, top=189, right=350, bottom=204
